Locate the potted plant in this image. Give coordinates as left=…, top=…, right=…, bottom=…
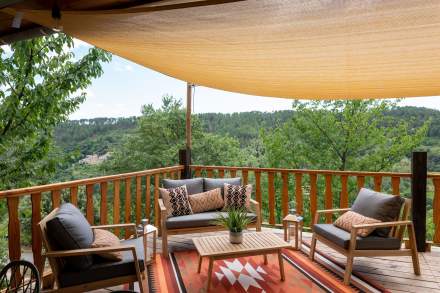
left=215, top=208, right=251, bottom=244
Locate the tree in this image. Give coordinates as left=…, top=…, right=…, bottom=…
left=103, top=95, right=247, bottom=173
left=262, top=100, right=429, bottom=171
left=0, top=34, right=111, bottom=189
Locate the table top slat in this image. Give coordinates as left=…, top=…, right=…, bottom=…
left=193, top=232, right=290, bottom=257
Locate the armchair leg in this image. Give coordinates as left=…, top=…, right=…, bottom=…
left=309, top=234, right=317, bottom=261
left=343, top=255, right=354, bottom=285
left=408, top=224, right=421, bottom=275
left=162, top=229, right=169, bottom=257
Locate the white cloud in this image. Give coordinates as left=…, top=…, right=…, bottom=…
left=113, top=62, right=134, bottom=72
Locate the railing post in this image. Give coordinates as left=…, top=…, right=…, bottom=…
left=179, top=149, right=191, bottom=179
left=411, top=151, right=427, bottom=252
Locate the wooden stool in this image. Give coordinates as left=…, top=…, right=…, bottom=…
left=283, top=214, right=303, bottom=250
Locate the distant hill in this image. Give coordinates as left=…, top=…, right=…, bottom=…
left=54, top=106, right=440, bottom=171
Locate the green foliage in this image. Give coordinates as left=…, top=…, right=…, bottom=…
left=214, top=208, right=251, bottom=233
left=0, top=33, right=111, bottom=190
left=102, top=95, right=248, bottom=173
left=262, top=100, right=429, bottom=171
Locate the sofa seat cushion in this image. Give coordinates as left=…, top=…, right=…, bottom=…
left=166, top=211, right=257, bottom=229
left=351, top=188, right=404, bottom=237
left=204, top=177, right=242, bottom=196
left=313, top=224, right=401, bottom=250
left=58, top=237, right=145, bottom=288
left=46, top=203, right=94, bottom=271
left=162, top=178, right=203, bottom=195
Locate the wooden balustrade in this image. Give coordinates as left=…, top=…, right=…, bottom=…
left=0, top=165, right=184, bottom=275
left=190, top=165, right=440, bottom=245
left=2, top=163, right=440, bottom=274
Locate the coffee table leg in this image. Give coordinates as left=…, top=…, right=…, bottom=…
left=278, top=250, right=285, bottom=281
left=207, top=257, right=214, bottom=291
left=263, top=254, right=268, bottom=265
left=197, top=255, right=203, bottom=273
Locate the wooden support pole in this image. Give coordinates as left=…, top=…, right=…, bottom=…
left=179, top=149, right=191, bottom=179
left=186, top=82, right=192, bottom=150
left=411, top=151, right=427, bottom=252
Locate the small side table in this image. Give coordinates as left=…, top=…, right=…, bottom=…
left=283, top=214, right=303, bottom=250
left=141, top=224, right=157, bottom=264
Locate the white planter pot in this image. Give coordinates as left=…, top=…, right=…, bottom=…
left=229, top=231, right=243, bottom=244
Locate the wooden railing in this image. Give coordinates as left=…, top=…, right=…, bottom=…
left=0, top=165, right=184, bottom=275
left=191, top=165, right=440, bottom=244
left=2, top=163, right=440, bottom=276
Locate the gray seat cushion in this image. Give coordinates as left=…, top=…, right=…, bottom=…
left=313, top=224, right=401, bottom=250
left=162, top=178, right=203, bottom=195
left=166, top=211, right=257, bottom=229
left=46, top=203, right=94, bottom=270
left=58, top=237, right=145, bottom=288
left=204, top=177, right=242, bottom=196
left=352, top=188, right=405, bottom=237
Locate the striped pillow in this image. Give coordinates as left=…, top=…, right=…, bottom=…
left=189, top=188, right=224, bottom=213
left=334, top=211, right=381, bottom=237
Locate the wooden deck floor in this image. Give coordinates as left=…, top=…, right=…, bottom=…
left=94, top=227, right=440, bottom=293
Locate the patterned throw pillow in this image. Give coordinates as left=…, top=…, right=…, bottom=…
left=91, top=229, right=122, bottom=261
left=223, top=183, right=252, bottom=211
left=334, top=211, right=381, bottom=237
left=189, top=188, right=224, bottom=213
left=159, top=185, right=193, bottom=218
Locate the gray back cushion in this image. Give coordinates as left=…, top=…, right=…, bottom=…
left=46, top=203, right=94, bottom=271
left=204, top=177, right=242, bottom=196
left=162, top=178, right=203, bottom=195
left=351, top=188, right=405, bottom=237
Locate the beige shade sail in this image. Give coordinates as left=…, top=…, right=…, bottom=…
left=3, top=0, right=440, bottom=100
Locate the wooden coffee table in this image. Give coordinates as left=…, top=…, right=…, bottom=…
left=193, top=232, right=291, bottom=290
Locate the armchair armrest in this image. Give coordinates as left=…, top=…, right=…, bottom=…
left=249, top=199, right=260, bottom=212
left=316, top=208, right=351, bottom=215
left=91, top=223, right=138, bottom=238
left=314, top=208, right=350, bottom=224
left=43, top=245, right=136, bottom=258
left=158, top=198, right=167, bottom=213
left=352, top=220, right=412, bottom=230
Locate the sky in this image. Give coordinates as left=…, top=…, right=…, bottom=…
left=4, top=39, right=440, bottom=119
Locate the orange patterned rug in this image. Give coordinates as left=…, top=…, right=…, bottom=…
left=147, top=249, right=389, bottom=293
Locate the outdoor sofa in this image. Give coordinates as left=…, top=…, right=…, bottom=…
left=158, top=177, right=262, bottom=256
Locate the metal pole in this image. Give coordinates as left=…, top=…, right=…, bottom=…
left=186, top=82, right=192, bottom=150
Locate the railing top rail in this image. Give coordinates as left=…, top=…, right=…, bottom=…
left=190, top=165, right=440, bottom=178
left=0, top=165, right=184, bottom=198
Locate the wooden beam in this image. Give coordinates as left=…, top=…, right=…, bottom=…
left=411, top=151, right=427, bottom=252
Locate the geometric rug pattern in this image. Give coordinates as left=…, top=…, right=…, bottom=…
left=147, top=248, right=389, bottom=292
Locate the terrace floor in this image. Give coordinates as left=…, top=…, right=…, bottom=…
left=92, top=227, right=440, bottom=293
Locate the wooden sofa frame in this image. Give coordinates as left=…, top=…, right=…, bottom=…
left=309, top=199, right=420, bottom=285
left=39, top=208, right=146, bottom=293
left=159, top=198, right=262, bottom=256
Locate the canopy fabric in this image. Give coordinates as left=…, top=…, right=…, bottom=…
left=3, top=0, right=440, bottom=99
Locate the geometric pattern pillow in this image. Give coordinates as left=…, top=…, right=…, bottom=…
left=334, top=211, right=381, bottom=237
left=222, top=183, right=252, bottom=211
left=91, top=229, right=123, bottom=261
left=159, top=185, right=193, bottom=218
left=188, top=188, right=224, bottom=213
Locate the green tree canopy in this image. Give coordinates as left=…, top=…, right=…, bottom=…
left=0, top=34, right=111, bottom=189
left=103, top=95, right=247, bottom=173
left=262, top=100, right=429, bottom=171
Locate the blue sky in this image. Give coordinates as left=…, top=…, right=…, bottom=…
left=6, top=39, right=440, bottom=119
